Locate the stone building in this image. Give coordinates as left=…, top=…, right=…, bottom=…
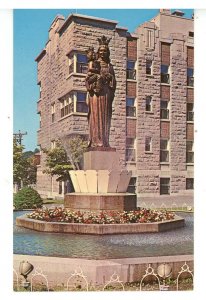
left=35, top=9, right=194, bottom=199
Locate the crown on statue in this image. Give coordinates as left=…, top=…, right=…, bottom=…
left=97, top=35, right=111, bottom=47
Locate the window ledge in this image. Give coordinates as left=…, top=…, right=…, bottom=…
left=58, top=112, right=88, bottom=121
left=146, top=74, right=154, bottom=78
left=145, top=151, right=153, bottom=154
left=37, top=98, right=42, bottom=103
left=187, top=121, right=194, bottom=124
left=145, top=111, right=154, bottom=114
left=160, top=119, right=170, bottom=122
left=186, top=163, right=194, bottom=166
left=160, top=83, right=170, bottom=86
left=126, top=161, right=136, bottom=164
left=126, top=79, right=137, bottom=82
left=160, top=162, right=170, bottom=165
left=187, top=86, right=194, bottom=89
left=66, top=72, right=87, bottom=80
left=126, top=116, right=136, bottom=119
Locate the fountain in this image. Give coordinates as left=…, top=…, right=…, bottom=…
left=16, top=35, right=184, bottom=234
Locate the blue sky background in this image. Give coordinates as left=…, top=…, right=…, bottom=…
left=14, top=9, right=193, bottom=151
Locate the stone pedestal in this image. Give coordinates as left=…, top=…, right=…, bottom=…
left=64, top=193, right=137, bottom=212
left=84, top=148, right=120, bottom=171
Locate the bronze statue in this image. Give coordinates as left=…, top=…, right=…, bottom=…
left=85, top=36, right=116, bottom=148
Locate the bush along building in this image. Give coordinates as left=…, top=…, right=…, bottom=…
left=35, top=9, right=194, bottom=199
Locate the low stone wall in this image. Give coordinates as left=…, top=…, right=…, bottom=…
left=16, top=215, right=184, bottom=235
left=13, top=254, right=193, bottom=287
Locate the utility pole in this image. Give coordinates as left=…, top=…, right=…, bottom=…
left=13, top=130, right=27, bottom=145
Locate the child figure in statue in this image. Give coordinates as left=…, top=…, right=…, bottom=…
left=86, top=47, right=102, bottom=96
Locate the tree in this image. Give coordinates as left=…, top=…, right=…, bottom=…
left=42, top=140, right=73, bottom=182
left=13, top=139, right=37, bottom=188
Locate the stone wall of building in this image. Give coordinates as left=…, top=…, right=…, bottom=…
left=36, top=11, right=194, bottom=199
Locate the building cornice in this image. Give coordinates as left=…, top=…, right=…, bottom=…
left=35, top=49, right=46, bottom=62
left=58, top=13, right=118, bottom=35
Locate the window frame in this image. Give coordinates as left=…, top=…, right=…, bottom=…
left=146, top=59, right=152, bottom=75
left=145, top=136, right=152, bottom=152
left=127, top=60, right=136, bottom=80
left=186, top=140, right=194, bottom=164
left=126, top=97, right=136, bottom=117
left=187, top=68, right=194, bottom=87
left=160, top=99, right=170, bottom=120
left=160, top=177, right=170, bottom=195
left=186, top=178, right=194, bottom=190
left=161, top=64, right=170, bottom=84
left=160, top=139, right=169, bottom=163
left=187, top=103, right=194, bottom=121
left=145, top=96, right=152, bottom=112
left=126, top=137, right=136, bottom=162
left=76, top=91, right=88, bottom=113
left=68, top=52, right=88, bottom=75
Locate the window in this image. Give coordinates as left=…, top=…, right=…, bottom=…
left=187, top=103, right=194, bottom=121
left=126, top=97, right=136, bottom=117
left=60, top=98, right=69, bottom=118
left=77, top=54, right=88, bottom=74
left=127, top=60, right=136, bottom=80
left=126, top=138, right=136, bottom=161
left=39, top=112, right=41, bottom=128
left=60, top=93, right=74, bottom=118
left=146, top=60, right=152, bottom=75
left=51, top=103, right=55, bottom=123
left=189, top=31, right=194, bottom=38
left=186, top=178, right=194, bottom=190
left=160, top=100, right=169, bottom=119
left=68, top=55, right=74, bottom=74
left=145, top=137, right=152, bottom=152
left=127, top=177, right=136, bottom=193
left=68, top=52, right=88, bottom=74
left=161, top=65, right=170, bottom=84
left=146, top=96, right=152, bottom=112
left=76, top=92, right=88, bottom=113
left=186, top=141, right=194, bottom=163
left=187, top=68, right=194, bottom=87
left=160, top=178, right=170, bottom=195
left=160, top=139, right=169, bottom=162
left=38, top=82, right=42, bottom=99
left=147, top=30, right=153, bottom=48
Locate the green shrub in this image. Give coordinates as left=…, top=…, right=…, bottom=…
left=14, top=187, right=43, bottom=209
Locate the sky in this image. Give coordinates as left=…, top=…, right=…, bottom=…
left=14, top=9, right=194, bottom=151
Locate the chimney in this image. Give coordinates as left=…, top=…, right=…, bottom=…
left=160, top=9, right=171, bottom=15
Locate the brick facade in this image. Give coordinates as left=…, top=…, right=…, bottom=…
left=36, top=11, right=194, bottom=199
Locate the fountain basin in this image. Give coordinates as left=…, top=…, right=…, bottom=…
left=16, top=214, right=184, bottom=235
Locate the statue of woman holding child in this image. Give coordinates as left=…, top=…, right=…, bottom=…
left=85, top=36, right=116, bottom=148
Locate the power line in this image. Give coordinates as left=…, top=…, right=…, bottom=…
left=13, top=130, right=27, bottom=145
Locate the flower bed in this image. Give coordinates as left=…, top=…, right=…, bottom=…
left=27, top=207, right=175, bottom=224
